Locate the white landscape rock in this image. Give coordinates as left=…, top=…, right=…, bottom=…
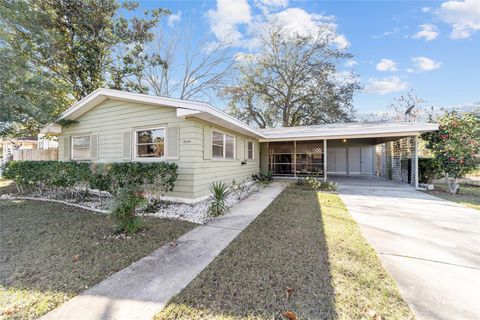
left=1, top=181, right=265, bottom=224
left=147, top=182, right=264, bottom=224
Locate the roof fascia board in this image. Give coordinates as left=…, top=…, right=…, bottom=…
left=58, top=88, right=265, bottom=138
left=259, top=131, right=428, bottom=142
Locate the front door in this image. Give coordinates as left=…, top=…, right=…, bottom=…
left=361, top=146, right=374, bottom=174
left=348, top=147, right=361, bottom=174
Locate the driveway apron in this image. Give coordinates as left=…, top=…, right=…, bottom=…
left=334, top=176, right=480, bottom=320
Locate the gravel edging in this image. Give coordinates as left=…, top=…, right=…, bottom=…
left=0, top=181, right=265, bottom=224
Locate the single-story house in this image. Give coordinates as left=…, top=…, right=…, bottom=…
left=41, top=88, right=438, bottom=202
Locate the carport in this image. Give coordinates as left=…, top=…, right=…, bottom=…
left=258, top=121, right=438, bottom=188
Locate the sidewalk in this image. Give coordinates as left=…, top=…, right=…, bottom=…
left=40, top=182, right=286, bottom=320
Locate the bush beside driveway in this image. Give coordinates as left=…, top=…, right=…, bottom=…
left=156, top=188, right=412, bottom=320
left=0, top=200, right=196, bottom=320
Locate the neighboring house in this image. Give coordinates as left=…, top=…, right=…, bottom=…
left=1, top=137, right=38, bottom=164
left=41, top=88, right=438, bottom=202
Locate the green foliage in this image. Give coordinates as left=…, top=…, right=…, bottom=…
left=295, top=177, right=338, bottom=192
left=3, top=161, right=178, bottom=233
left=252, top=172, right=273, bottom=184
left=109, top=187, right=145, bottom=234
left=2, top=161, right=90, bottom=193
left=55, top=119, right=79, bottom=128
left=90, top=162, right=178, bottom=195
left=421, top=111, right=480, bottom=193
left=208, top=181, right=231, bottom=217
left=3, top=161, right=178, bottom=196
left=0, top=0, right=169, bottom=135
left=418, top=158, right=441, bottom=184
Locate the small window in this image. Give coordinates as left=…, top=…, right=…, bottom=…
left=72, top=135, right=91, bottom=160
left=135, top=127, right=165, bottom=159
left=247, top=141, right=254, bottom=160
left=212, top=130, right=235, bottom=159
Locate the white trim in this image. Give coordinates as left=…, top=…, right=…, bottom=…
left=71, top=134, right=91, bottom=160
left=133, top=126, right=166, bottom=162
left=247, top=140, right=254, bottom=160
left=45, top=88, right=438, bottom=141
left=324, top=139, right=327, bottom=181
left=212, top=129, right=236, bottom=160
left=414, top=136, right=419, bottom=188
left=55, top=88, right=263, bottom=138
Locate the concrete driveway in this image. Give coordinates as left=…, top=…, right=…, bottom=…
left=333, top=176, right=480, bottom=320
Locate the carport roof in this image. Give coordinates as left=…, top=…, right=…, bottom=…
left=259, top=121, right=439, bottom=141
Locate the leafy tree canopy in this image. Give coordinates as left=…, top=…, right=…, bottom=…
left=421, top=110, right=480, bottom=194
left=224, top=23, right=361, bottom=128
left=0, top=0, right=168, bottom=136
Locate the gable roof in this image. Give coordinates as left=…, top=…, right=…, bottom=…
left=54, top=88, right=263, bottom=138
left=42, top=88, right=438, bottom=139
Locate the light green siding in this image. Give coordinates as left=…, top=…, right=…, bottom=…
left=58, top=99, right=260, bottom=200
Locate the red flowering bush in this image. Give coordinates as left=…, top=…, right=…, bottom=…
left=421, top=111, right=480, bottom=194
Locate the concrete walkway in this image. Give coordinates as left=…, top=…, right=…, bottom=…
left=333, top=176, right=480, bottom=320
left=41, top=182, right=286, bottom=320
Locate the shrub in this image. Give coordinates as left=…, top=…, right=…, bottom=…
left=2, top=160, right=179, bottom=233
left=295, top=177, right=337, bottom=192
left=2, top=161, right=90, bottom=193
left=89, top=162, right=178, bottom=195
left=109, top=187, right=145, bottom=234
left=421, top=111, right=480, bottom=194
left=208, top=181, right=231, bottom=217
left=252, top=172, right=273, bottom=184
left=418, top=158, right=440, bottom=184
left=3, top=161, right=178, bottom=196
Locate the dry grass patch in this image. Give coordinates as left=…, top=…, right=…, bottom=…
left=0, top=200, right=196, bottom=320
left=155, top=189, right=412, bottom=320
left=425, top=182, right=480, bottom=210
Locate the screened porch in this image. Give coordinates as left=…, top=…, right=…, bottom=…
left=266, top=140, right=326, bottom=177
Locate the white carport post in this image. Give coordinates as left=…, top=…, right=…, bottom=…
left=414, top=135, right=419, bottom=188
left=324, top=139, right=327, bottom=181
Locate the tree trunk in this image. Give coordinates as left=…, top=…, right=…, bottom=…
left=444, top=174, right=460, bottom=194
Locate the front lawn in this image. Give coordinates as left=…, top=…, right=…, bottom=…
left=155, top=188, right=413, bottom=320
left=0, top=200, right=197, bottom=320
left=425, top=181, right=480, bottom=210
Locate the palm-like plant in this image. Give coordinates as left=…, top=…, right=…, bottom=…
left=208, top=181, right=231, bottom=217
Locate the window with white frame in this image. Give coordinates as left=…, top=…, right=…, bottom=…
left=212, top=130, right=235, bottom=159
left=71, top=135, right=91, bottom=160
left=247, top=141, right=254, bottom=160
left=135, top=127, right=165, bottom=159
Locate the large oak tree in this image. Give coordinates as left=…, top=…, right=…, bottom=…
left=224, top=23, right=361, bottom=128
left=0, top=0, right=168, bottom=136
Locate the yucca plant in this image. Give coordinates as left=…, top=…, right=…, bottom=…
left=208, top=181, right=231, bottom=217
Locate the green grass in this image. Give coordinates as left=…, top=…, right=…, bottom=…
left=0, top=199, right=197, bottom=320
left=425, top=182, right=480, bottom=210
left=155, top=189, right=413, bottom=320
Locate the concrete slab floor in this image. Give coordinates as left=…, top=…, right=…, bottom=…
left=333, top=176, right=480, bottom=320
left=40, top=182, right=286, bottom=320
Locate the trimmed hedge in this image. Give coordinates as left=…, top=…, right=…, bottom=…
left=3, top=161, right=178, bottom=195
left=2, top=161, right=90, bottom=192
left=89, top=162, right=178, bottom=194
